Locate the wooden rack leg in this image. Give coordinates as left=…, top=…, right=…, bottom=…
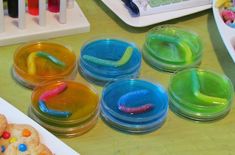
left=0, top=0, right=4, bottom=32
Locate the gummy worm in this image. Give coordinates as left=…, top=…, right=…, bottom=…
left=117, top=90, right=154, bottom=114
left=27, top=52, right=37, bottom=75
left=191, top=70, right=227, bottom=105
left=39, top=82, right=67, bottom=101
left=150, top=34, right=192, bottom=63
left=83, top=46, right=133, bottom=67
left=27, top=51, right=66, bottom=75
left=36, top=51, right=66, bottom=67
left=39, top=100, right=71, bottom=118
left=38, top=82, right=71, bottom=118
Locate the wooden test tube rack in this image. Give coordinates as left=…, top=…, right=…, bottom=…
left=0, top=0, right=90, bottom=46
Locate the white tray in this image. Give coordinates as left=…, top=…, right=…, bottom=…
left=101, top=0, right=212, bottom=27
left=212, top=0, right=235, bottom=63
left=0, top=1, right=90, bottom=46
left=0, top=97, right=79, bottom=155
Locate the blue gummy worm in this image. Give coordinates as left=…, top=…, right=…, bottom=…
left=37, top=51, right=66, bottom=67
left=117, top=89, right=149, bottom=107
left=39, top=100, right=71, bottom=118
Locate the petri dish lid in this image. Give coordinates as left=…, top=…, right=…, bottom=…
left=100, top=79, right=168, bottom=133
left=31, top=80, right=100, bottom=125
left=143, top=25, right=203, bottom=72
left=79, top=38, right=142, bottom=83
left=13, top=42, right=77, bottom=88
left=168, top=68, right=234, bottom=121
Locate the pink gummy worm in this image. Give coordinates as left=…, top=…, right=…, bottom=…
left=118, top=103, right=154, bottom=114
left=39, top=82, right=67, bottom=101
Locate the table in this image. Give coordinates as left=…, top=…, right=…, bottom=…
left=0, top=1, right=235, bottom=155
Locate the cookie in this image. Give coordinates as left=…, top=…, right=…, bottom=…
left=0, top=124, right=40, bottom=154
left=0, top=114, right=7, bottom=136
left=0, top=115, right=53, bottom=155
left=4, top=143, right=53, bottom=155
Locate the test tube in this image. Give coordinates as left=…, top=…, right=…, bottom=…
left=67, top=0, right=74, bottom=9
left=0, top=0, right=4, bottom=32
left=59, top=0, right=66, bottom=24
left=7, top=0, right=18, bottom=18
left=39, top=0, right=46, bottom=26
left=28, top=0, right=39, bottom=15
left=18, top=0, right=26, bottom=29
left=48, top=0, right=60, bottom=13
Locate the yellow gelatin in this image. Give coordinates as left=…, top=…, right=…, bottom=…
left=13, top=42, right=77, bottom=89
left=30, top=80, right=99, bottom=137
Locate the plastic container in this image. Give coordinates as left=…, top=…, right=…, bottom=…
left=169, top=68, right=234, bottom=121
left=143, top=25, right=203, bottom=72
left=79, top=38, right=142, bottom=85
left=12, top=42, right=77, bottom=89
left=100, top=79, right=168, bottom=133
left=29, top=80, right=100, bottom=137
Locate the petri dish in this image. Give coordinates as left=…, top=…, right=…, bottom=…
left=29, top=80, right=100, bottom=137
left=12, top=42, right=77, bottom=89
left=100, top=79, right=168, bottom=133
left=79, top=38, right=142, bottom=85
left=169, top=68, right=234, bottom=121
left=143, top=25, right=203, bottom=72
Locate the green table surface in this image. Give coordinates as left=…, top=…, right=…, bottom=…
left=1, top=1, right=235, bottom=155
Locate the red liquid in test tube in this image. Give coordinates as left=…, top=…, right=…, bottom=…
left=28, top=0, right=39, bottom=15
left=48, top=0, right=60, bottom=13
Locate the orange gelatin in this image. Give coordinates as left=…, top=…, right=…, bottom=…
left=13, top=42, right=77, bottom=89
left=29, top=80, right=99, bottom=137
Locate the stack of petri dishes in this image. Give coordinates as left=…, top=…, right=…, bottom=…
left=168, top=68, right=234, bottom=121
left=100, top=79, right=168, bottom=133
left=12, top=42, right=77, bottom=89
left=29, top=80, right=100, bottom=137
left=79, top=38, right=142, bottom=85
left=143, top=25, right=203, bottom=72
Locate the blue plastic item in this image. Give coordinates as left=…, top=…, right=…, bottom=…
left=79, top=39, right=142, bottom=85
left=100, top=79, right=168, bottom=133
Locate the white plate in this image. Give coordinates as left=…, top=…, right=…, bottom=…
left=0, top=97, right=79, bottom=155
left=101, top=0, right=212, bottom=27
left=212, top=0, right=235, bottom=63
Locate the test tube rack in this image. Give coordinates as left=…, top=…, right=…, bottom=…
left=0, top=0, right=90, bottom=46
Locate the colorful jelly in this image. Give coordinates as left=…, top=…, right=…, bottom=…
left=143, top=25, right=203, bottom=72
left=29, top=80, right=100, bottom=137
left=48, top=0, right=60, bottom=13
left=216, top=0, right=235, bottom=28
left=28, top=0, right=39, bottom=16
left=101, top=79, right=168, bottom=133
left=79, top=39, right=142, bottom=85
left=169, top=68, right=234, bottom=121
left=12, top=42, right=77, bottom=89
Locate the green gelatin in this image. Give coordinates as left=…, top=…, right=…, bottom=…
left=169, top=68, right=234, bottom=121
left=143, top=25, right=203, bottom=72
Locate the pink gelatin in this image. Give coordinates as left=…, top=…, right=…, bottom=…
left=28, top=0, right=39, bottom=16
left=48, top=0, right=60, bottom=13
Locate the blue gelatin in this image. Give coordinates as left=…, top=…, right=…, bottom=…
left=79, top=39, right=142, bottom=85
left=101, top=79, right=168, bottom=133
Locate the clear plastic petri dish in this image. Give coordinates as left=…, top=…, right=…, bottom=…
left=168, top=68, right=234, bottom=121
left=79, top=38, right=142, bottom=85
left=12, top=42, right=77, bottom=89
left=29, top=80, right=100, bottom=137
left=100, top=79, right=168, bottom=133
left=143, top=25, right=203, bottom=72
